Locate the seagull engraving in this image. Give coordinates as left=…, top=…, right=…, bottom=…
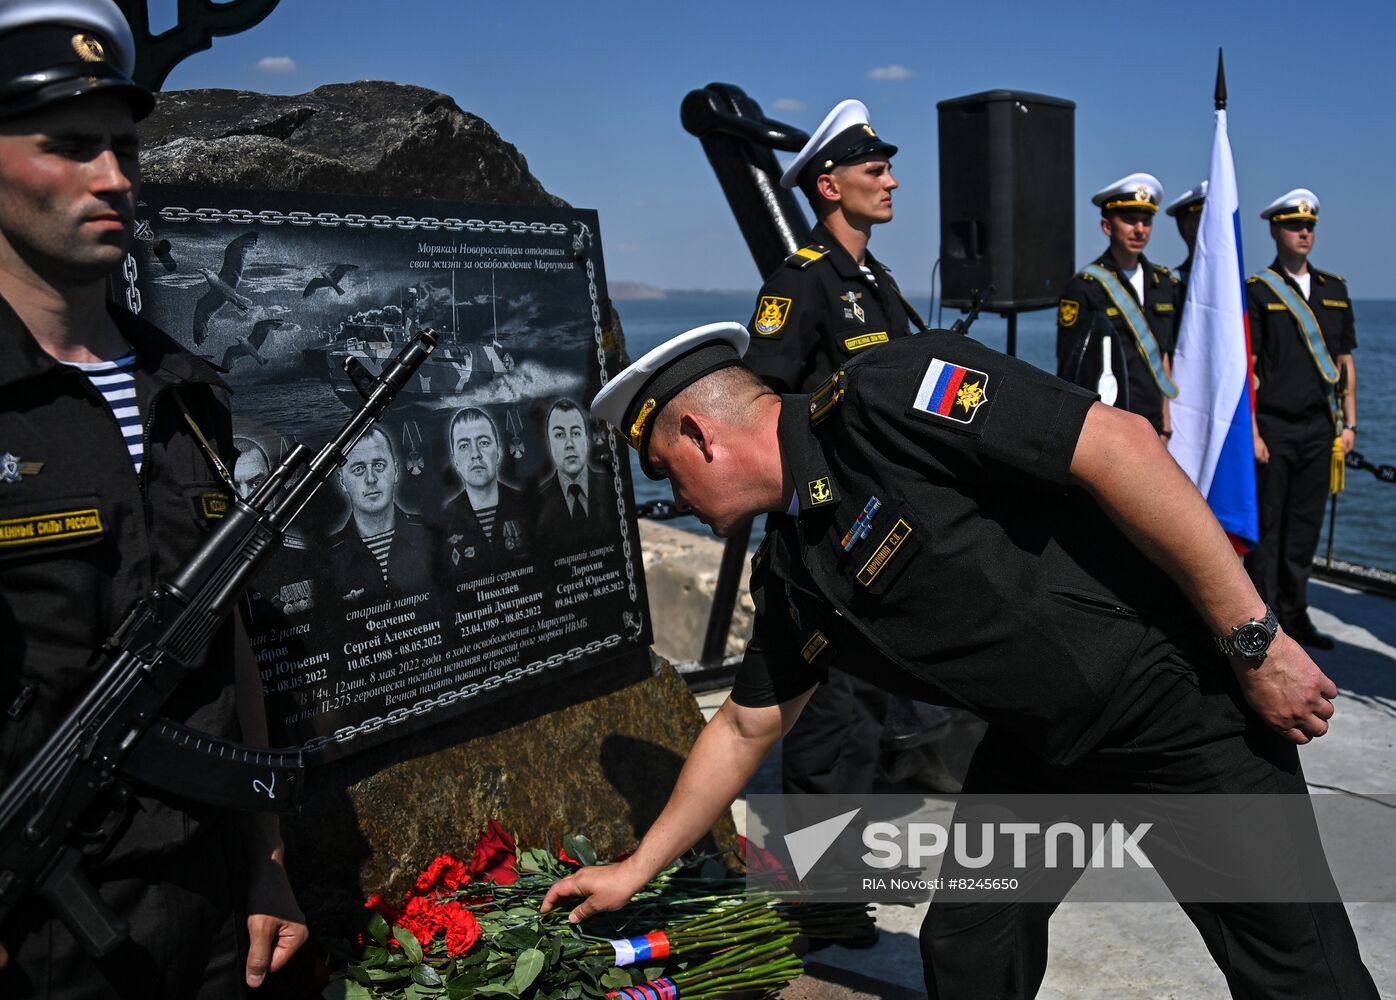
left=217, top=318, right=285, bottom=370
left=192, top=232, right=259, bottom=345
left=302, top=263, right=359, bottom=297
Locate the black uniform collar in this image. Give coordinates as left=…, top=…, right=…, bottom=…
left=1092, top=250, right=1155, bottom=299
left=0, top=292, right=226, bottom=391
left=776, top=392, right=841, bottom=516
left=1266, top=257, right=1323, bottom=298
left=811, top=222, right=892, bottom=285
left=1092, top=249, right=1154, bottom=277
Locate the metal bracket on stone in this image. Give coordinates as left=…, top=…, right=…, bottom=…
left=116, top=0, right=282, bottom=91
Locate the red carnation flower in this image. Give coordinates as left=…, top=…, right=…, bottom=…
left=364, top=893, right=401, bottom=924
left=468, top=819, right=519, bottom=886
left=558, top=848, right=582, bottom=866
left=398, top=893, right=446, bottom=947
left=416, top=852, right=469, bottom=893
left=440, top=901, right=482, bottom=957
left=738, top=834, right=790, bottom=882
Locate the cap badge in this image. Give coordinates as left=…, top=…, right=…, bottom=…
left=1135, top=184, right=1151, bottom=203
left=71, top=34, right=106, bottom=63
left=862, top=125, right=877, bottom=138
left=1299, top=199, right=1312, bottom=215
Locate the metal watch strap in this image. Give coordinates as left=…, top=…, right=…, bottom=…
left=1213, top=605, right=1278, bottom=658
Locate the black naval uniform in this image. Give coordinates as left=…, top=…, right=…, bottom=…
left=325, top=506, right=436, bottom=602
left=440, top=483, right=533, bottom=577
left=1245, top=261, right=1356, bottom=632
left=0, top=297, right=248, bottom=998
left=729, top=332, right=1375, bottom=999
left=1055, top=252, right=1181, bottom=433
left=745, top=222, right=921, bottom=394
left=1176, top=254, right=1193, bottom=303
left=746, top=223, right=921, bottom=798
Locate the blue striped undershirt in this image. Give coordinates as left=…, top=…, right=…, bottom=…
left=66, top=352, right=143, bottom=474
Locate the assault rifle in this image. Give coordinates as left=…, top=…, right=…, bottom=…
left=0, top=330, right=437, bottom=956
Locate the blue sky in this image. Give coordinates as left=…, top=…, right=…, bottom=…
left=154, top=0, right=1396, bottom=297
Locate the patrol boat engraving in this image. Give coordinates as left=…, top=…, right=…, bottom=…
left=325, top=275, right=514, bottom=407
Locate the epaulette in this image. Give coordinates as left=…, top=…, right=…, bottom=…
left=1246, top=275, right=1260, bottom=284
left=784, top=244, right=829, bottom=270
left=1151, top=262, right=1171, bottom=273
left=808, top=369, right=847, bottom=425
left=1311, top=267, right=1345, bottom=283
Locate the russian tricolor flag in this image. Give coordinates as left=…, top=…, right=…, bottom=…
left=1168, top=106, right=1259, bottom=551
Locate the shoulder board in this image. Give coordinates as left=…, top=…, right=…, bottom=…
left=1151, top=263, right=1171, bottom=274
left=784, top=244, right=829, bottom=270
left=1246, top=275, right=1261, bottom=284
left=808, top=369, right=847, bottom=426
left=1078, top=270, right=1095, bottom=283
left=1311, top=267, right=1346, bottom=282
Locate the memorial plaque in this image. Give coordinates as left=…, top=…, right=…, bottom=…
left=122, top=186, right=651, bottom=761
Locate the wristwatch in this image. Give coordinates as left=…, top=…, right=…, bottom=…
left=1214, top=606, right=1278, bottom=660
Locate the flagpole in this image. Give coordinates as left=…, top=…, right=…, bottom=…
left=1215, top=48, right=1227, bottom=110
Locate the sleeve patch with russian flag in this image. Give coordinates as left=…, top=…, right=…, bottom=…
left=912, top=358, right=991, bottom=426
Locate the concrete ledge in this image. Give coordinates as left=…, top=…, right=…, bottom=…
left=638, top=519, right=754, bottom=664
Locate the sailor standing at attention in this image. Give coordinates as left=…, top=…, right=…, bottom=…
left=1165, top=181, right=1207, bottom=297
left=1056, top=173, right=1182, bottom=439
left=0, top=0, right=306, bottom=991
left=746, top=98, right=924, bottom=394
left=745, top=99, right=926, bottom=826
left=1245, top=189, right=1357, bottom=651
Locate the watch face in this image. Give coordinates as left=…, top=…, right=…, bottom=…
left=1234, top=621, right=1272, bottom=657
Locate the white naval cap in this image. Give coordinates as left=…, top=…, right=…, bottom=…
left=1165, top=181, right=1208, bottom=217
left=0, top=0, right=151, bottom=119
left=591, top=322, right=749, bottom=479
left=779, top=99, right=899, bottom=190
left=1260, top=188, right=1320, bottom=223
left=1091, top=172, right=1164, bottom=214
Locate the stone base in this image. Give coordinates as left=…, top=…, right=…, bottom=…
left=284, top=650, right=736, bottom=934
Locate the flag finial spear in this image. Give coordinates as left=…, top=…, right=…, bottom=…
left=1215, top=48, right=1228, bottom=111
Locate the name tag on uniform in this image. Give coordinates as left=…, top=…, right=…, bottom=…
left=843, top=331, right=889, bottom=352
left=856, top=518, right=913, bottom=587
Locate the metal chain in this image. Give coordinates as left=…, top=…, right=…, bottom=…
left=299, top=633, right=624, bottom=752
left=582, top=245, right=642, bottom=604
left=121, top=253, right=141, bottom=312
left=157, top=205, right=568, bottom=235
